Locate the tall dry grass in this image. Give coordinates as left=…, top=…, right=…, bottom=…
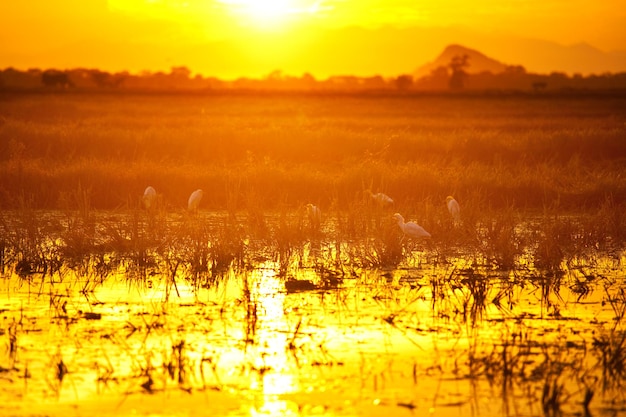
left=1, top=92, right=625, bottom=212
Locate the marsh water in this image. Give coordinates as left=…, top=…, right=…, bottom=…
left=1, top=209, right=625, bottom=417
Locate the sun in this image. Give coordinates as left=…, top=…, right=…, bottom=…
left=242, top=0, right=293, bottom=20
left=219, top=0, right=320, bottom=26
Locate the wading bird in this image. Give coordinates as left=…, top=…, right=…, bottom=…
left=369, top=190, right=394, bottom=206
left=306, top=203, right=321, bottom=229
left=143, top=186, right=157, bottom=209
left=393, top=213, right=431, bottom=239
left=446, top=196, right=461, bottom=222
left=188, top=189, right=203, bottom=211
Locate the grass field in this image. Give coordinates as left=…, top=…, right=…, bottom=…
left=1, top=92, right=626, bottom=212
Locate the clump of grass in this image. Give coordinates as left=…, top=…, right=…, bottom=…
left=178, top=215, right=212, bottom=287
left=477, top=207, right=523, bottom=270
left=333, top=200, right=368, bottom=242
left=593, top=196, right=626, bottom=250
left=58, top=187, right=99, bottom=265
left=429, top=270, right=455, bottom=319
left=455, top=269, right=490, bottom=324
left=356, top=215, right=404, bottom=269
left=533, top=215, right=575, bottom=272
left=0, top=198, right=62, bottom=278
left=211, top=215, right=246, bottom=276
left=272, top=210, right=308, bottom=275
left=102, top=209, right=160, bottom=265
left=426, top=199, right=466, bottom=255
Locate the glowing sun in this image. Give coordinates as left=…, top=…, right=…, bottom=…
left=220, top=0, right=319, bottom=24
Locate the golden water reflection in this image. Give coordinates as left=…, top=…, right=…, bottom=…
left=1, top=249, right=626, bottom=417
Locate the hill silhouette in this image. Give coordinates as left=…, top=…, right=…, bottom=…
left=414, top=44, right=510, bottom=78
left=2, top=41, right=626, bottom=93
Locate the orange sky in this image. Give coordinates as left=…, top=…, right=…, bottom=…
left=1, top=0, right=625, bottom=78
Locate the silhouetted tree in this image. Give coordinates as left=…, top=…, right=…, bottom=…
left=448, top=54, right=470, bottom=90
left=299, top=73, right=317, bottom=90
left=505, top=65, right=526, bottom=75
left=541, top=71, right=570, bottom=90
left=413, top=66, right=449, bottom=90
left=91, top=70, right=108, bottom=87
left=90, top=70, right=124, bottom=88
left=362, top=75, right=386, bottom=90
left=395, top=74, right=413, bottom=91
left=170, top=66, right=191, bottom=79
left=327, top=76, right=360, bottom=90
left=266, top=69, right=283, bottom=81
left=42, top=69, right=73, bottom=88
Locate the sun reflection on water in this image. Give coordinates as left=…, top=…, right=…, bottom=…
left=246, top=264, right=300, bottom=416
left=243, top=265, right=361, bottom=415
left=249, top=398, right=300, bottom=417
left=1, top=238, right=626, bottom=416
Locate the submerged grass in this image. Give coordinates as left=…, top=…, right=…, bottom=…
left=0, top=192, right=623, bottom=294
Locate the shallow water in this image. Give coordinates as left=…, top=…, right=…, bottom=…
left=0, top=211, right=625, bottom=417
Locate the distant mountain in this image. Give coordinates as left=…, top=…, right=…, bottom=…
left=497, top=40, right=626, bottom=75
left=413, top=44, right=511, bottom=78
left=3, top=25, right=626, bottom=78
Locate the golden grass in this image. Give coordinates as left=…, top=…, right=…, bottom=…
left=1, top=92, right=625, bottom=212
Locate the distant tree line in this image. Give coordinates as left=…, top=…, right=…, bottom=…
left=1, top=60, right=626, bottom=93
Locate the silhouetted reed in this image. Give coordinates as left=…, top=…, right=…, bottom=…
left=533, top=216, right=573, bottom=272
left=0, top=201, right=63, bottom=279
left=458, top=269, right=490, bottom=324
left=477, top=207, right=523, bottom=270
left=1, top=195, right=624, bottom=300
left=210, top=217, right=246, bottom=276
left=47, top=351, right=69, bottom=398
left=593, top=328, right=626, bottom=394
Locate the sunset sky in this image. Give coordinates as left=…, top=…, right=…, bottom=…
left=2, top=0, right=625, bottom=78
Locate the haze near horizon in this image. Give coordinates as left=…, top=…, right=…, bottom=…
left=2, top=0, right=625, bottom=78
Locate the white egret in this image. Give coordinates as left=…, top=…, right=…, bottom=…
left=369, top=191, right=394, bottom=206
left=188, top=189, right=203, bottom=211
left=446, top=196, right=461, bottom=222
left=306, top=203, right=321, bottom=229
left=393, top=213, right=431, bottom=238
left=143, top=186, right=157, bottom=209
